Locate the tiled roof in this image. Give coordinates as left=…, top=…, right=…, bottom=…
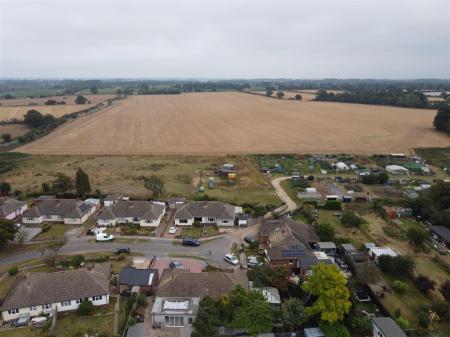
left=175, top=201, right=235, bottom=220
left=0, top=263, right=111, bottom=311
left=0, top=198, right=26, bottom=218
left=22, top=199, right=91, bottom=219
left=97, top=200, right=164, bottom=220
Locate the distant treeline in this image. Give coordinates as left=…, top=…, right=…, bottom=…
left=314, top=89, right=430, bottom=108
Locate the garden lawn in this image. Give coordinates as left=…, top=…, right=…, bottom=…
left=179, top=226, right=219, bottom=238
left=33, top=224, right=69, bottom=241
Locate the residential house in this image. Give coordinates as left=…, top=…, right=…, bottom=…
left=298, top=252, right=334, bottom=278
left=0, top=198, right=27, bottom=220
left=151, top=270, right=247, bottom=330
left=174, top=201, right=236, bottom=227
left=0, top=263, right=111, bottom=322
left=258, top=218, right=318, bottom=248
left=118, top=267, right=158, bottom=294
left=430, top=226, right=450, bottom=248
left=97, top=200, right=165, bottom=227
left=266, top=236, right=313, bottom=267
left=340, top=243, right=357, bottom=258
left=22, top=198, right=97, bottom=225
left=372, top=317, right=407, bottom=337
left=103, top=195, right=126, bottom=207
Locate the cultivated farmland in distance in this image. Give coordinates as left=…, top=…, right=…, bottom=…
left=0, top=94, right=115, bottom=121
left=17, top=92, right=450, bottom=155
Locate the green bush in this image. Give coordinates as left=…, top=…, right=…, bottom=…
left=193, top=221, right=202, bottom=228
left=320, top=322, right=351, bottom=337
left=42, top=223, right=51, bottom=233
left=323, top=200, right=341, bottom=210
left=316, top=223, right=335, bottom=241
left=396, top=316, right=410, bottom=330
left=77, top=300, right=95, bottom=316
left=341, top=211, right=363, bottom=227
left=8, top=266, right=18, bottom=275
left=136, top=294, right=147, bottom=306
left=393, top=280, right=408, bottom=294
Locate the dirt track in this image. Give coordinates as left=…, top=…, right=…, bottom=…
left=17, top=92, right=450, bottom=155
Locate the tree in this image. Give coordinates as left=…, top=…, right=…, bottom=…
left=192, top=296, right=221, bottom=337
left=378, top=255, right=415, bottom=277
left=16, top=230, right=28, bottom=246
left=75, top=95, right=88, bottom=104
left=247, top=265, right=291, bottom=294
left=302, top=264, right=351, bottom=323
left=23, top=109, right=44, bottom=127
left=276, top=91, right=285, bottom=99
left=440, top=280, right=450, bottom=302
left=90, top=86, right=98, bottom=94
left=0, top=182, right=11, bottom=196
left=294, top=94, right=302, bottom=101
left=0, top=219, right=17, bottom=249
left=143, top=175, right=164, bottom=198
left=45, top=99, right=57, bottom=105
left=415, top=275, right=436, bottom=294
left=434, top=106, right=450, bottom=134
left=230, top=289, right=274, bottom=336
left=341, top=211, right=363, bottom=227
left=319, top=322, right=351, bottom=337
left=51, top=172, right=74, bottom=194
left=45, top=235, right=68, bottom=266
left=75, top=168, right=91, bottom=196
left=316, top=223, right=335, bottom=241
left=281, top=297, right=306, bottom=330
left=1, top=133, right=12, bottom=143
left=407, top=226, right=427, bottom=247
left=42, top=182, right=50, bottom=193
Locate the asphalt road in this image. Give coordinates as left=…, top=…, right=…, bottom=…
left=0, top=235, right=235, bottom=268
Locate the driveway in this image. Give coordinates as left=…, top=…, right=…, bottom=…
left=270, top=176, right=297, bottom=215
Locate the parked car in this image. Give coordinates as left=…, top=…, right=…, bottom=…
left=14, top=223, right=21, bottom=229
left=244, top=235, right=257, bottom=244
left=168, top=226, right=177, bottom=234
left=96, top=233, right=114, bottom=242
left=114, top=247, right=130, bottom=255
left=169, top=260, right=183, bottom=269
left=224, top=254, right=239, bottom=265
left=182, top=237, right=200, bottom=246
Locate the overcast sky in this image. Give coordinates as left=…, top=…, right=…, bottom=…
left=0, top=0, right=449, bottom=79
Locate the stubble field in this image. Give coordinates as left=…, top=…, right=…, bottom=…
left=17, top=92, right=450, bottom=155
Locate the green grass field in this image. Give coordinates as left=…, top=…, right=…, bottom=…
left=33, top=224, right=69, bottom=241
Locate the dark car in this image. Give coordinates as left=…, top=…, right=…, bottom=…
left=244, top=235, right=257, bottom=244
left=114, top=247, right=130, bottom=255
left=182, top=237, right=200, bottom=247
left=169, top=260, right=183, bottom=269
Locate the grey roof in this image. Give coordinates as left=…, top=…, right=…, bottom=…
left=372, top=317, right=407, bottom=337
left=119, top=267, right=158, bottom=286
left=22, top=199, right=91, bottom=219
left=430, top=226, right=450, bottom=242
left=97, top=200, right=165, bottom=220
left=0, top=198, right=26, bottom=218
left=104, top=195, right=122, bottom=201
left=259, top=218, right=318, bottom=245
left=0, top=263, right=111, bottom=311
left=254, top=287, right=281, bottom=304
left=341, top=243, right=357, bottom=252
left=175, top=201, right=235, bottom=220
left=298, top=256, right=333, bottom=269
left=304, top=328, right=325, bottom=337
left=267, top=237, right=312, bottom=261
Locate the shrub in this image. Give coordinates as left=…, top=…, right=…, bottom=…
left=136, top=294, right=147, bottom=306
left=77, top=300, right=95, bottom=316
left=396, top=316, right=410, bottom=330
left=378, top=255, right=414, bottom=278
left=249, top=240, right=259, bottom=249
left=319, top=322, right=351, bottom=337
left=316, top=223, right=335, bottom=241
left=393, top=280, right=408, bottom=294
left=193, top=221, right=202, bottom=228
left=42, top=223, right=51, bottom=233
left=341, top=211, right=363, bottom=227
left=71, top=254, right=85, bottom=268
left=117, top=253, right=126, bottom=261
left=440, top=280, right=450, bottom=302
left=415, top=275, right=436, bottom=294
left=8, top=266, right=18, bottom=275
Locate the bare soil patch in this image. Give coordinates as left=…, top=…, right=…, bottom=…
left=0, top=124, right=29, bottom=138
left=17, top=92, right=450, bottom=155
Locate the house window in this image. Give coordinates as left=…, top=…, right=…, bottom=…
left=145, top=219, right=152, bottom=223
left=26, top=217, right=33, bottom=221
left=93, top=295, right=103, bottom=301
left=76, top=299, right=83, bottom=304
left=208, top=217, right=215, bottom=222
left=179, top=219, right=188, bottom=224
left=30, top=306, right=38, bottom=311
left=132, top=217, right=139, bottom=222
left=61, top=301, right=71, bottom=307
left=43, top=304, right=51, bottom=310
left=222, top=220, right=229, bottom=224
left=164, top=316, right=184, bottom=327
left=8, top=309, right=19, bottom=314
left=188, top=318, right=193, bottom=325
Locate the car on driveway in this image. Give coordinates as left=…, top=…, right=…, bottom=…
left=244, top=235, right=257, bottom=244
left=114, top=247, right=130, bottom=255
left=169, top=260, right=183, bottom=269
left=224, top=254, right=239, bottom=265
left=96, top=233, right=114, bottom=242
left=168, top=226, right=177, bottom=234
left=182, top=237, right=200, bottom=246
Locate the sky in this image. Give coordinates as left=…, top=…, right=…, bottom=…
left=0, top=0, right=449, bottom=79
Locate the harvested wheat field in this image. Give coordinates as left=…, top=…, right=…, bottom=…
left=0, top=94, right=115, bottom=107
left=0, top=105, right=97, bottom=121
left=0, top=124, right=29, bottom=138
left=17, top=92, right=450, bottom=155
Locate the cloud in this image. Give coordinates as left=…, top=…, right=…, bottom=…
left=1, top=0, right=449, bottom=78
